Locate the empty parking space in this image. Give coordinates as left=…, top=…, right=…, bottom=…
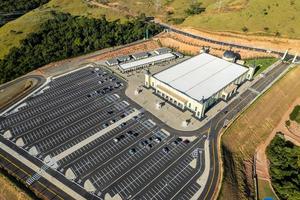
left=0, top=71, right=116, bottom=130
left=0, top=65, right=207, bottom=200
left=66, top=119, right=154, bottom=178
left=137, top=155, right=195, bottom=200
left=100, top=137, right=190, bottom=196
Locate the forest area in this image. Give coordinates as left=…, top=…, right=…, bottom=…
left=266, top=134, right=300, bottom=200
left=0, top=12, right=162, bottom=84
left=0, top=0, right=49, bottom=12
left=0, top=0, right=50, bottom=26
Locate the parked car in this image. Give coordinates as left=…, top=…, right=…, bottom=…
left=129, top=148, right=136, bottom=155
left=162, top=147, right=170, bottom=153
left=113, top=135, right=125, bottom=142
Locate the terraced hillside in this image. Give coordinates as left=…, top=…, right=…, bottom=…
left=1, top=0, right=300, bottom=59
left=105, top=0, right=300, bottom=38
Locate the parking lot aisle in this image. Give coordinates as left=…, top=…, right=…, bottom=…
left=0, top=80, right=109, bottom=130
left=137, top=156, right=195, bottom=200
left=173, top=183, right=200, bottom=200
left=107, top=142, right=188, bottom=198
left=107, top=136, right=206, bottom=199
left=26, top=75, right=100, bottom=106
left=0, top=69, right=120, bottom=129
left=81, top=127, right=167, bottom=189
left=50, top=67, right=96, bottom=88
left=14, top=95, right=118, bottom=145
left=30, top=99, right=127, bottom=154
left=10, top=90, right=115, bottom=135
left=56, top=116, right=144, bottom=168
left=169, top=139, right=208, bottom=200
left=52, top=108, right=141, bottom=161
left=89, top=135, right=178, bottom=192
left=26, top=69, right=113, bottom=107
left=42, top=102, right=132, bottom=158
left=61, top=120, right=148, bottom=177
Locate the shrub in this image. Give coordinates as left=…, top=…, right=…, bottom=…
left=266, top=135, right=300, bottom=200
left=289, top=105, right=300, bottom=123
left=242, top=26, right=248, bottom=32
left=185, top=3, right=206, bottom=15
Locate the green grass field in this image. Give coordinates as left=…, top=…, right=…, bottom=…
left=245, top=57, right=278, bottom=76
left=107, top=0, right=300, bottom=38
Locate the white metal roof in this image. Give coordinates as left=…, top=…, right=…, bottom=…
left=119, top=53, right=175, bottom=71
left=154, top=53, right=249, bottom=101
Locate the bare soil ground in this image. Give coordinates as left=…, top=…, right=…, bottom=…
left=0, top=172, right=32, bottom=200
left=219, top=66, right=300, bottom=200
left=87, top=40, right=160, bottom=63
left=34, top=40, right=160, bottom=78
left=182, top=27, right=300, bottom=54
left=155, top=32, right=279, bottom=59
left=255, top=98, right=300, bottom=200
left=0, top=78, right=37, bottom=110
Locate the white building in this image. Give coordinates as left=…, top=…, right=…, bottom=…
left=145, top=53, right=255, bottom=119
left=118, top=53, right=176, bottom=73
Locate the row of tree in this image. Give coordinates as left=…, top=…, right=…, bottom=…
left=0, top=12, right=162, bottom=84
left=266, top=134, right=300, bottom=200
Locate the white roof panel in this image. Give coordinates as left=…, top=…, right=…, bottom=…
left=119, top=53, right=175, bottom=70
left=154, top=53, right=248, bottom=101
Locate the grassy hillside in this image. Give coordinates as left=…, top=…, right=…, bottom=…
left=0, top=0, right=126, bottom=59
left=1, top=0, right=300, bottom=59
left=219, top=66, right=300, bottom=199
left=107, top=0, right=300, bottom=38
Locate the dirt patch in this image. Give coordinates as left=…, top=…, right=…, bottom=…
left=181, top=27, right=300, bottom=54
left=0, top=78, right=37, bottom=109
left=155, top=32, right=279, bottom=59
left=0, top=169, right=33, bottom=200
left=219, top=66, right=300, bottom=200
left=87, top=40, right=161, bottom=62
left=34, top=39, right=160, bottom=78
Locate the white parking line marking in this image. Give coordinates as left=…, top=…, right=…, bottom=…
left=53, top=109, right=140, bottom=161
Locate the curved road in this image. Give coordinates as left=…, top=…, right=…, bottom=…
left=0, top=75, right=46, bottom=114
left=126, top=61, right=290, bottom=200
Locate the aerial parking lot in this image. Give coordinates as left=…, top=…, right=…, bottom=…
left=0, top=65, right=208, bottom=200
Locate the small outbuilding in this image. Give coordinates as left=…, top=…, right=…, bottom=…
left=172, top=52, right=184, bottom=59
left=132, top=52, right=149, bottom=60
left=106, top=58, right=119, bottom=66
left=154, top=47, right=172, bottom=55
left=117, top=55, right=131, bottom=63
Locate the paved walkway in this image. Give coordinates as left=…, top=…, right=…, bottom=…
left=191, top=139, right=210, bottom=200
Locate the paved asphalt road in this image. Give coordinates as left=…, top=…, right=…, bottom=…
left=0, top=60, right=290, bottom=200
left=0, top=75, right=46, bottom=114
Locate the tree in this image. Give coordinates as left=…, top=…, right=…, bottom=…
left=0, top=12, right=162, bottom=84
left=266, top=135, right=300, bottom=200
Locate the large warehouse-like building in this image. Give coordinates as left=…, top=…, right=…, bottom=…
left=145, top=53, right=255, bottom=119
